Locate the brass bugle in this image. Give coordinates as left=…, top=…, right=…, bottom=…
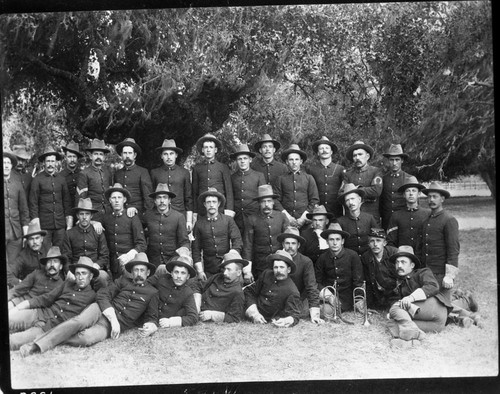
left=353, top=281, right=370, bottom=326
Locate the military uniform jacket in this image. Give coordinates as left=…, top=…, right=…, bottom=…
left=242, top=210, right=290, bottom=273
left=114, top=164, right=154, bottom=214
left=28, top=281, right=96, bottom=332
left=274, top=169, right=320, bottom=219
left=231, top=168, right=266, bottom=221
left=76, top=165, right=114, bottom=215
left=150, top=164, right=193, bottom=214
left=29, top=171, right=72, bottom=230
left=61, top=224, right=110, bottom=271
left=306, top=161, right=345, bottom=218
left=192, top=214, right=243, bottom=275
left=7, top=242, right=51, bottom=288
left=250, top=157, right=289, bottom=186
left=4, top=175, right=30, bottom=239
left=59, top=166, right=81, bottom=206
left=194, top=273, right=245, bottom=323
left=337, top=212, right=377, bottom=256
left=192, top=159, right=234, bottom=213
left=290, top=252, right=320, bottom=309
left=142, top=208, right=190, bottom=267
left=244, top=269, right=302, bottom=325
left=380, top=170, right=413, bottom=229
left=315, top=248, right=364, bottom=311
left=8, top=269, right=64, bottom=305
left=148, top=274, right=198, bottom=326
left=98, top=276, right=159, bottom=330
left=386, top=206, right=431, bottom=251
left=342, top=165, right=383, bottom=221
left=420, top=209, right=459, bottom=276
left=12, top=169, right=33, bottom=195
left=299, top=227, right=329, bottom=265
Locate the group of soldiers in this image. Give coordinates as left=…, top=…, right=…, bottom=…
left=4, top=132, right=481, bottom=356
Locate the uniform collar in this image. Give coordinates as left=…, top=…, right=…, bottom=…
left=112, top=210, right=125, bottom=217
left=162, top=164, right=178, bottom=170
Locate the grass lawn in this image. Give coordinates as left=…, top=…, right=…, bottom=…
left=7, top=203, right=498, bottom=392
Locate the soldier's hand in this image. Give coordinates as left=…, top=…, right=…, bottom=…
left=138, top=322, right=158, bottom=337
left=126, top=207, right=138, bottom=218
left=243, top=272, right=254, bottom=285
left=91, top=221, right=104, bottom=235
left=252, top=313, right=267, bottom=324
left=186, top=222, right=193, bottom=233
left=159, top=318, right=171, bottom=328
left=110, top=318, right=121, bottom=339
left=66, top=271, right=76, bottom=282
left=271, top=316, right=294, bottom=328
left=199, top=311, right=212, bottom=322
left=400, top=296, right=413, bottom=310
left=442, top=276, right=454, bottom=289
left=197, top=271, right=207, bottom=282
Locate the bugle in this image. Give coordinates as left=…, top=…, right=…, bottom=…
left=353, top=281, right=370, bottom=326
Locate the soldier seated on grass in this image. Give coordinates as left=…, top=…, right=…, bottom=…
left=244, top=250, right=302, bottom=328
left=18, top=253, right=159, bottom=357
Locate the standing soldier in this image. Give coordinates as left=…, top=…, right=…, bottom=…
left=230, top=144, right=266, bottom=234
left=274, top=143, right=319, bottom=229
left=150, top=139, right=193, bottom=232
left=11, top=144, right=33, bottom=194
left=251, top=133, right=288, bottom=186
left=242, top=184, right=289, bottom=281
left=77, top=139, right=114, bottom=222
left=386, top=176, right=430, bottom=252
left=101, top=183, right=147, bottom=280
left=299, top=205, right=333, bottom=265
left=192, top=133, right=234, bottom=220
left=29, top=146, right=73, bottom=247
left=307, top=136, right=345, bottom=218
left=342, top=140, right=383, bottom=224
left=114, top=138, right=153, bottom=219
left=380, top=144, right=414, bottom=230
left=60, top=142, right=84, bottom=207
left=420, top=182, right=459, bottom=297
left=4, top=149, right=30, bottom=264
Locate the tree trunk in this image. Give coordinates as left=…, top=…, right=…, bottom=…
left=479, top=167, right=496, bottom=199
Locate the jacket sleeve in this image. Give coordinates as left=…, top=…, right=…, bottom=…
left=180, top=293, right=199, bottom=326
left=141, top=168, right=154, bottom=212
left=28, top=176, right=40, bottom=220
left=359, top=167, right=383, bottom=200
left=176, top=213, right=190, bottom=249
left=192, top=166, right=199, bottom=213
left=96, top=232, right=110, bottom=270
left=306, top=174, right=320, bottom=212
left=444, top=216, right=460, bottom=267
left=352, top=253, right=364, bottom=288
left=241, top=216, right=254, bottom=260
left=131, top=216, right=147, bottom=253
left=96, top=279, right=121, bottom=311
left=8, top=270, right=36, bottom=300
left=228, top=217, right=243, bottom=253
left=273, top=176, right=284, bottom=212
left=19, top=186, right=30, bottom=226
left=61, top=179, right=72, bottom=217
left=184, top=170, right=193, bottom=212
left=28, top=281, right=65, bottom=309
left=222, top=165, right=234, bottom=211
left=223, top=291, right=245, bottom=323
left=141, top=290, right=159, bottom=325
left=192, top=222, right=202, bottom=263
left=302, top=258, right=320, bottom=308
left=386, top=215, right=399, bottom=247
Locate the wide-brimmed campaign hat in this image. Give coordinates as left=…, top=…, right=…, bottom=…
left=38, top=146, right=63, bottom=162
left=12, top=144, right=31, bottom=160
left=383, top=143, right=408, bottom=159
left=306, top=205, right=334, bottom=220
left=397, top=175, right=425, bottom=193
left=345, top=140, right=374, bottom=161
left=337, top=183, right=365, bottom=202
left=229, top=144, right=256, bottom=159
left=149, top=183, right=176, bottom=199
left=266, top=249, right=296, bottom=274
left=116, top=137, right=142, bottom=156
left=125, top=252, right=156, bottom=275
left=218, top=250, right=249, bottom=269
left=422, top=181, right=451, bottom=199
left=312, top=136, right=338, bottom=155
left=198, top=187, right=226, bottom=207
left=280, top=143, right=307, bottom=162
left=69, top=256, right=100, bottom=277
left=389, top=245, right=421, bottom=268
left=196, top=133, right=222, bottom=154
left=104, top=183, right=132, bottom=200
left=253, top=133, right=281, bottom=151
left=166, top=255, right=197, bottom=277
left=277, top=226, right=306, bottom=245
left=252, top=184, right=278, bottom=201
left=156, top=139, right=183, bottom=154
left=62, top=141, right=84, bottom=158
left=3, top=149, right=18, bottom=167
left=320, top=222, right=350, bottom=240
left=72, top=198, right=99, bottom=214
left=23, top=220, right=47, bottom=238
left=40, top=246, right=67, bottom=265
left=368, top=227, right=386, bottom=239
left=86, top=139, right=110, bottom=153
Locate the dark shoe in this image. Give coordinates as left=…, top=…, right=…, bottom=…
left=465, top=291, right=479, bottom=312
left=470, top=313, right=484, bottom=329
left=459, top=316, right=473, bottom=328
left=399, top=327, right=421, bottom=341
left=19, top=342, right=40, bottom=358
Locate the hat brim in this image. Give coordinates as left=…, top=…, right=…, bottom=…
left=320, top=229, right=350, bottom=240
left=149, top=190, right=177, bottom=199
left=280, top=149, right=307, bottom=163
left=156, top=146, right=183, bottom=154
left=165, top=259, right=197, bottom=277
left=266, top=253, right=296, bottom=274
left=383, top=153, right=409, bottom=159
left=397, top=183, right=426, bottom=193
left=104, top=187, right=132, bottom=200
left=125, top=260, right=156, bottom=275
left=389, top=252, right=421, bottom=268
left=40, top=254, right=68, bottom=265
left=69, top=263, right=100, bottom=278
left=13, top=151, right=31, bottom=160
left=337, top=188, right=366, bottom=202
left=276, top=233, right=306, bottom=245
left=24, top=230, right=48, bottom=238
left=38, top=152, right=63, bottom=162
left=253, top=193, right=279, bottom=201
left=196, top=136, right=222, bottom=153
left=254, top=139, right=281, bottom=151
left=62, top=147, right=84, bottom=157
left=345, top=144, right=374, bottom=161
left=86, top=147, right=110, bottom=153
left=219, top=258, right=249, bottom=269
left=72, top=206, right=99, bottom=214
left=3, top=152, right=18, bottom=167
left=116, top=141, right=142, bottom=156
left=198, top=191, right=226, bottom=207
left=306, top=211, right=334, bottom=220
left=422, top=188, right=450, bottom=199
left=312, top=140, right=338, bottom=154
left=230, top=151, right=256, bottom=160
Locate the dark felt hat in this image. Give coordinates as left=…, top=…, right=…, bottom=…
left=86, top=139, right=110, bottom=153
left=23, top=220, right=47, bottom=238
left=422, top=181, right=451, bottom=199
left=72, top=198, right=99, bottom=214
left=3, top=149, right=18, bottom=167
left=253, top=184, right=279, bottom=201
left=253, top=133, right=281, bottom=151
left=397, top=175, right=425, bottom=193
left=104, top=183, right=132, bottom=200
left=69, top=256, right=100, bottom=277
left=149, top=183, right=176, bottom=199
left=116, top=138, right=142, bottom=156
left=337, top=183, right=365, bottom=202
left=345, top=140, right=374, bottom=161
left=306, top=205, right=334, bottom=220
left=280, top=143, right=307, bottom=162
left=166, top=255, right=197, bottom=278
left=62, top=141, right=84, bottom=158
left=156, top=139, right=183, bottom=154
left=383, top=143, right=408, bottom=159
left=368, top=227, right=386, bottom=239
left=312, top=136, right=338, bottom=154
left=198, top=187, right=226, bottom=207
left=124, top=252, right=156, bottom=276
left=40, top=246, right=67, bottom=265
left=277, top=226, right=306, bottom=245
left=38, top=146, right=63, bottom=162
left=230, top=144, right=256, bottom=159
left=196, top=133, right=222, bottom=154
left=320, top=222, right=350, bottom=239
left=389, top=245, right=421, bottom=268
left=218, top=250, right=249, bottom=269
left=266, top=249, right=296, bottom=274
